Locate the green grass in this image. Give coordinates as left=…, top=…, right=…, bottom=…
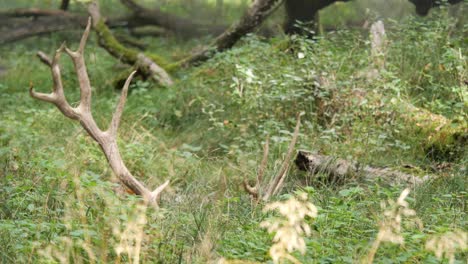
left=1, top=2, right=467, bottom=263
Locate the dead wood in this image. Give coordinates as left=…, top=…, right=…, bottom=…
left=88, top=1, right=173, bottom=86
left=295, top=150, right=430, bottom=186
left=182, top=0, right=284, bottom=66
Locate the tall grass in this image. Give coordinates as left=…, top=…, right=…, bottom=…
left=0, top=1, right=466, bottom=263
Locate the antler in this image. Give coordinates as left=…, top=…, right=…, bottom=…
left=30, top=17, right=169, bottom=207
left=243, top=113, right=302, bottom=202
left=243, top=136, right=269, bottom=200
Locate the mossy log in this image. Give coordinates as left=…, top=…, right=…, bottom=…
left=397, top=100, right=467, bottom=160
left=295, top=150, right=429, bottom=186
left=88, top=2, right=173, bottom=87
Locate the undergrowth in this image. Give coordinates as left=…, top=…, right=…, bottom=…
left=0, top=3, right=466, bottom=264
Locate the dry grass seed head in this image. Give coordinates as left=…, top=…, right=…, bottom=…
left=261, top=193, right=318, bottom=263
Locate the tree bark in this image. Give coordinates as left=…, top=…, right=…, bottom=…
left=295, top=150, right=429, bottom=186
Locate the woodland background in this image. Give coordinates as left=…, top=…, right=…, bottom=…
left=0, top=0, right=466, bottom=263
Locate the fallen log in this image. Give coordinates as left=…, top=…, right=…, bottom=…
left=295, top=150, right=430, bottom=186
left=88, top=1, right=173, bottom=87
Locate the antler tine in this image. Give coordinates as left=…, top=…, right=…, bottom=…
left=78, top=17, right=92, bottom=54
left=243, top=136, right=269, bottom=200
left=64, top=17, right=91, bottom=57
left=31, top=44, right=78, bottom=120
left=63, top=17, right=93, bottom=113
left=36, top=51, right=52, bottom=66
left=148, top=180, right=170, bottom=206
left=263, top=113, right=302, bottom=201
left=243, top=179, right=259, bottom=198
left=257, top=136, right=269, bottom=185
left=109, top=71, right=136, bottom=137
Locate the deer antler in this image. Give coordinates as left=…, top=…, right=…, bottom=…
left=30, top=17, right=169, bottom=207
left=243, top=113, right=302, bottom=202
left=243, top=136, right=269, bottom=200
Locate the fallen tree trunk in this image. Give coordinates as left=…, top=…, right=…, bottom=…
left=295, top=150, right=430, bottom=186
left=182, top=0, right=284, bottom=66
left=88, top=1, right=173, bottom=86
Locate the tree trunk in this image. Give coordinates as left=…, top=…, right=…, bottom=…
left=60, top=0, right=70, bottom=11
left=283, top=0, right=350, bottom=36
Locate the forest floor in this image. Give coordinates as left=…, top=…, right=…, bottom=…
left=0, top=2, right=467, bottom=263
